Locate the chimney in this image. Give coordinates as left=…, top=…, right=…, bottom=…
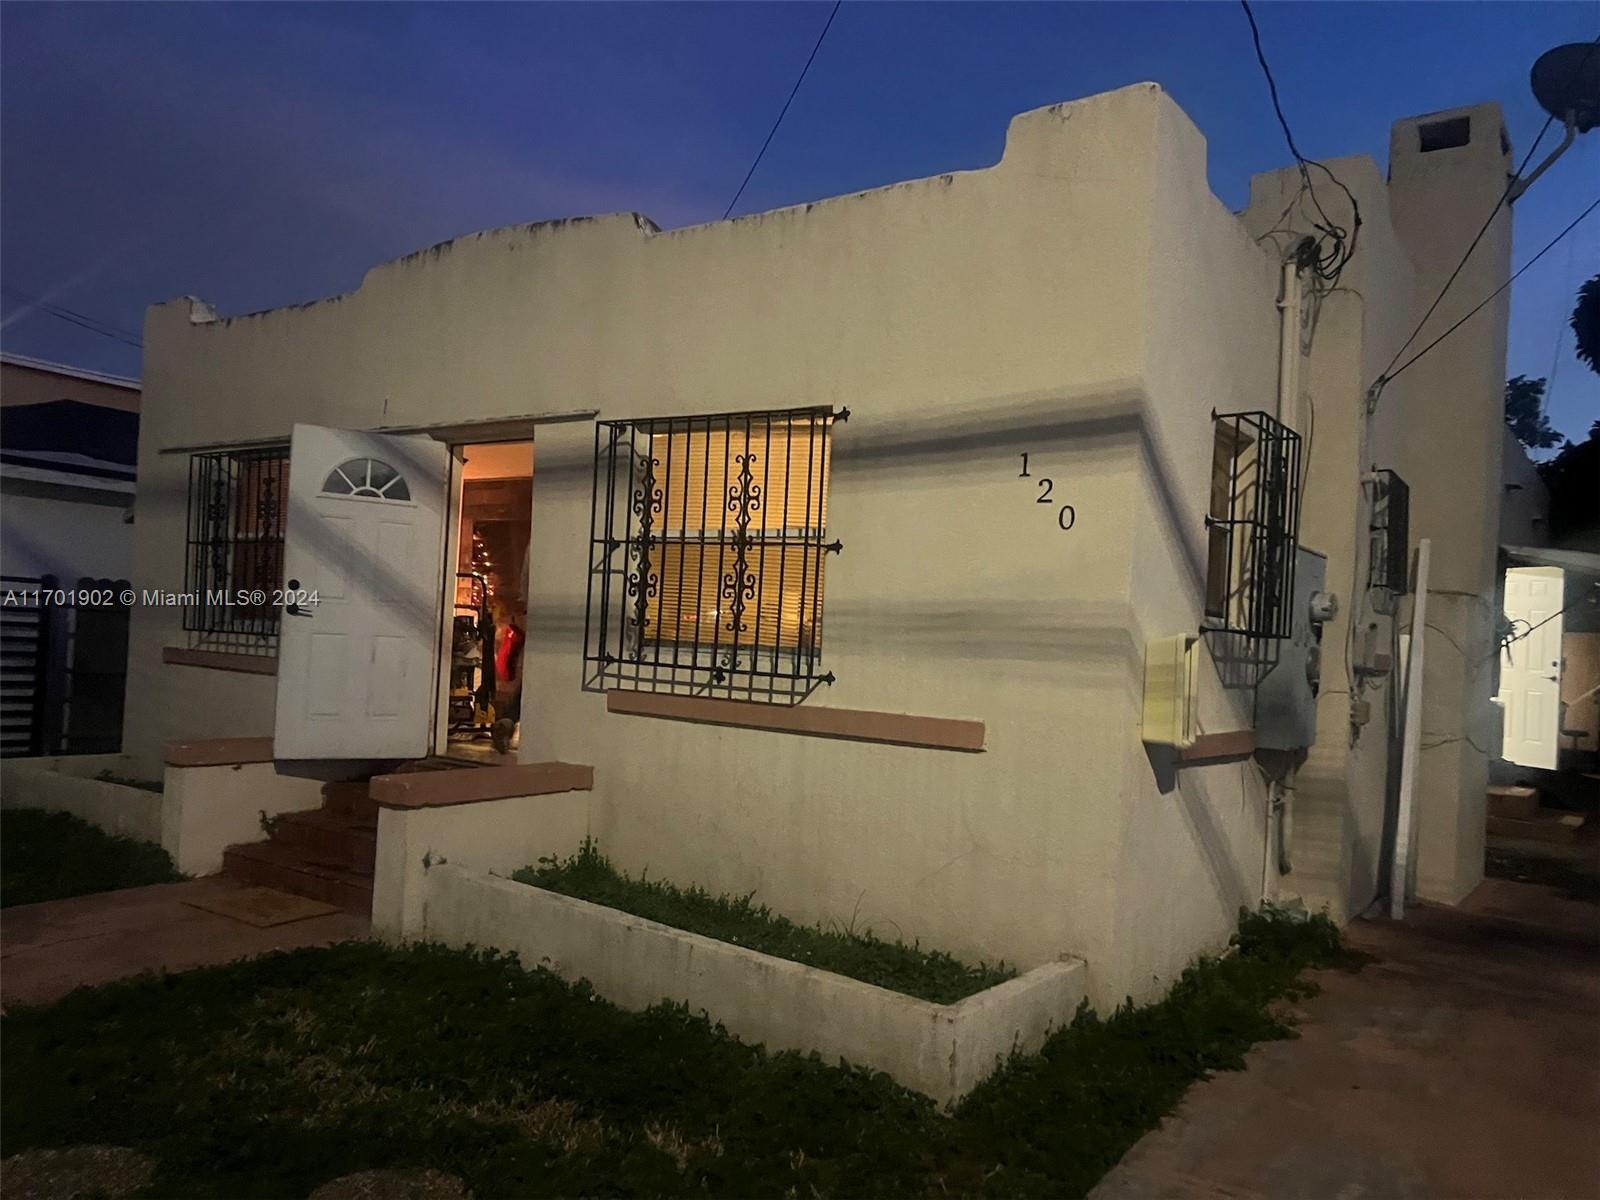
left=1385, top=102, right=1513, bottom=596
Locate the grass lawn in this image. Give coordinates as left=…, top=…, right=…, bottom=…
left=515, top=840, right=1014, bottom=1003
left=0, top=909, right=1362, bottom=1198
left=0, top=808, right=183, bottom=908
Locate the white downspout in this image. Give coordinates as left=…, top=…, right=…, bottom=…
left=1263, top=255, right=1307, bottom=906
left=1277, top=257, right=1305, bottom=429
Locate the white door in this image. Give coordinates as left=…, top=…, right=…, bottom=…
left=273, top=424, right=450, bottom=760
left=1498, top=565, right=1564, bottom=769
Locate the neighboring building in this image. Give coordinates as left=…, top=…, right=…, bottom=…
left=0, top=353, right=140, bottom=582
left=1, top=354, right=140, bottom=756
left=1499, top=429, right=1551, bottom=549
left=118, top=84, right=1511, bottom=1009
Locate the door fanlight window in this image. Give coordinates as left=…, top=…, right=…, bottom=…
left=322, top=458, right=410, bottom=501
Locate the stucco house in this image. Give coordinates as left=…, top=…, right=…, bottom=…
left=9, top=84, right=1515, bottom=1023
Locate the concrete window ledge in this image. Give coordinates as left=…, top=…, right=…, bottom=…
left=606, top=691, right=986, bottom=753
left=412, top=863, right=1086, bottom=1105
left=1177, top=730, right=1255, bottom=766
left=370, top=761, right=593, bottom=809
left=162, top=647, right=278, bottom=675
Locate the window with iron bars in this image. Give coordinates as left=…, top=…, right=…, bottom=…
left=1366, top=468, right=1410, bottom=595
left=183, top=446, right=289, bottom=656
left=1203, top=410, right=1302, bottom=640
left=584, top=407, right=844, bottom=704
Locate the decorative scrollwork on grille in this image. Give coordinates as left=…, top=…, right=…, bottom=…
left=584, top=408, right=843, bottom=704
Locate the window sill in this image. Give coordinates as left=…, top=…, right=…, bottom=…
left=162, top=647, right=278, bottom=675
left=1178, top=730, right=1256, bottom=765
left=606, top=691, right=986, bottom=752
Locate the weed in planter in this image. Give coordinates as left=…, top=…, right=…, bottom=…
left=514, top=839, right=1015, bottom=1004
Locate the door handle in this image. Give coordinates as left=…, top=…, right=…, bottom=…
left=285, top=578, right=313, bottom=619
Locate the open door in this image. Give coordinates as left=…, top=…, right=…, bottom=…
left=273, top=424, right=450, bottom=760
left=1498, top=565, right=1564, bottom=769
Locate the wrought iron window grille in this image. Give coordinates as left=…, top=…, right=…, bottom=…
left=1366, top=469, right=1411, bottom=595
left=1202, top=410, right=1303, bottom=642
left=183, top=446, right=289, bottom=656
left=584, top=406, right=844, bottom=704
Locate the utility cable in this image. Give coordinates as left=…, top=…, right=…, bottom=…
left=1383, top=196, right=1599, bottom=386
left=1488, top=581, right=1598, bottom=663
left=1239, top=0, right=1361, bottom=284
left=721, top=1, right=842, bottom=220
left=1, top=285, right=143, bottom=349
left=1370, top=34, right=1599, bottom=400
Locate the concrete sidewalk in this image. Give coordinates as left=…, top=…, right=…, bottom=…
left=1, top=877, right=369, bottom=1008
left=1092, top=877, right=1600, bottom=1200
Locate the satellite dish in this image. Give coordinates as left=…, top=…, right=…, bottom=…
left=1531, top=43, right=1600, bottom=132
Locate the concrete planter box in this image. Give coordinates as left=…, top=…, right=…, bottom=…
left=0, top=754, right=164, bottom=843
left=419, top=863, right=1087, bottom=1105
left=0, top=752, right=323, bottom=877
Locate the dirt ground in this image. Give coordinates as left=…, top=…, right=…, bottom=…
left=1092, top=876, right=1600, bottom=1200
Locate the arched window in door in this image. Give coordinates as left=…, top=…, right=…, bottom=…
left=322, top=458, right=411, bottom=501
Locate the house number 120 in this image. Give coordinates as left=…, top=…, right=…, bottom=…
left=1019, top=454, right=1075, bottom=529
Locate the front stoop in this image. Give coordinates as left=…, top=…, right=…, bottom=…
left=222, top=780, right=378, bottom=913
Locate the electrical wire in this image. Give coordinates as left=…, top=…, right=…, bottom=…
left=1384, top=196, right=1600, bottom=386
left=1370, top=34, right=1600, bottom=400
left=1239, top=1, right=1361, bottom=286
left=721, top=1, right=842, bottom=221
left=0, top=285, right=143, bottom=349
left=1488, top=582, right=1598, bottom=663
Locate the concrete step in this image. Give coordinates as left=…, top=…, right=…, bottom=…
left=221, top=841, right=373, bottom=913
left=1488, top=785, right=1540, bottom=820
left=322, top=780, right=378, bottom=822
left=268, top=809, right=377, bottom=873
left=1487, top=810, right=1585, bottom=845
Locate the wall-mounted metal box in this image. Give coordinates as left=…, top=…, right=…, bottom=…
left=1255, top=546, right=1334, bottom=751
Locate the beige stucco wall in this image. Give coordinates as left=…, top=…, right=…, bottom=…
left=128, top=82, right=1301, bottom=1009
left=1499, top=428, right=1550, bottom=547
left=1239, top=155, right=1416, bottom=923
left=1386, top=104, right=1511, bottom=904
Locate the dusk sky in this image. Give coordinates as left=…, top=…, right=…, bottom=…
left=2, top=1, right=1596, bottom=444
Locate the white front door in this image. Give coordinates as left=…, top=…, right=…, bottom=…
left=1498, top=565, right=1564, bottom=769
left=273, top=424, right=450, bottom=760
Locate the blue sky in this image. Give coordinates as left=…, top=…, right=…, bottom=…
left=2, top=2, right=1595, bottom=443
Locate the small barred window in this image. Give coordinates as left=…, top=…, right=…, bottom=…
left=1202, top=410, right=1302, bottom=641
left=584, top=407, right=844, bottom=704
left=183, top=446, right=289, bottom=656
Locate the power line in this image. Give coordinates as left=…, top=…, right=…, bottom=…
left=721, top=0, right=842, bottom=221
left=1488, top=581, right=1598, bottom=664
left=1239, top=0, right=1360, bottom=284
left=1384, top=195, right=1599, bottom=386
left=1, top=285, right=143, bottom=348
left=1370, top=34, right=1600, bottom=399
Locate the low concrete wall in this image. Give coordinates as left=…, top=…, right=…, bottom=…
left=0, top=754, right=164, bottom=843
left=159, top=762, right=324, bottom=876
left=372, top=790, right=591, bottom=940
left=418, top=863, right=1087, bottom=1105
